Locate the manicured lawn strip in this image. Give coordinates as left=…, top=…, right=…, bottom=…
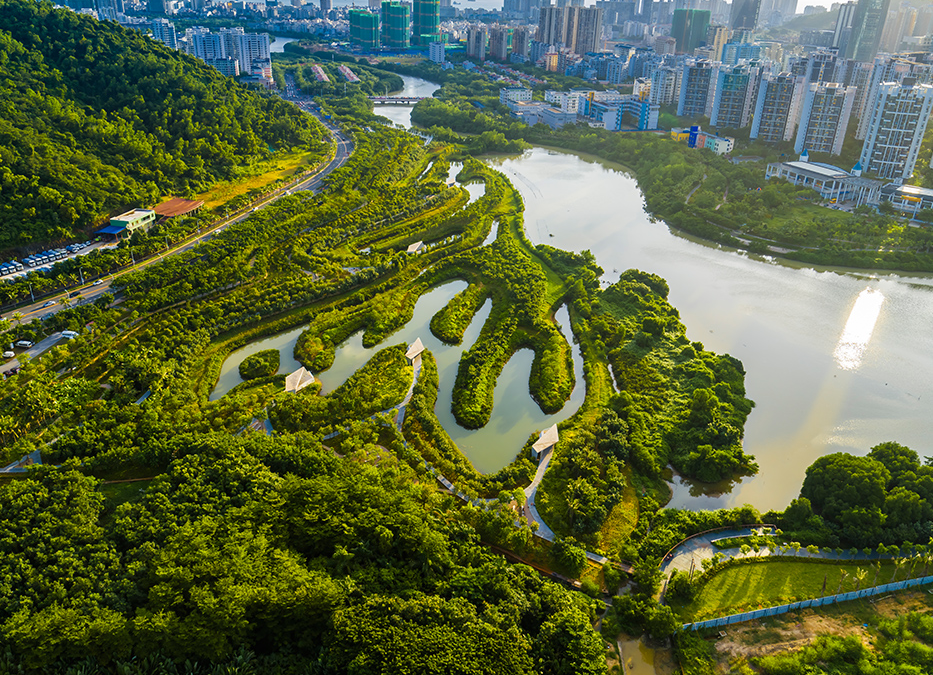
left=675, top=559, right=930, bottom=622
left=598, top=467, right=639, bottom=555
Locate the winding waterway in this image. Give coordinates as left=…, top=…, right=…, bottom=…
left=375, top=74, right=933, bottom=513
left=219, top=74, right=933, bottom=518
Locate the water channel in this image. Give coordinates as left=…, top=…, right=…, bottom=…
left=364, top=74, right=933, bottom=514
left=220, top=72, right=933, bottom=512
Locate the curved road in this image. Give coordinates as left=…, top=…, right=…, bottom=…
left=2, top=97, right=353, bottom=362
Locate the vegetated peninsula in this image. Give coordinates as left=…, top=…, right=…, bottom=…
left=0, top=0, right=328, bottom=248
left=2, top=5, right=932, bottom=674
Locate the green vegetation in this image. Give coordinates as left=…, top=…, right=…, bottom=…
left=671, top=557, right=928, bottom=622
left=0, top=0, right=329, bottom=249
left=756, top=617, right=933, bottom=674
left=238, top=349, right=280, bottom=380
left=408, top=65, right=933, bottom=273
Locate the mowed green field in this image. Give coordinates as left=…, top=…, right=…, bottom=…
left=673, top=559, right=932, bottom=622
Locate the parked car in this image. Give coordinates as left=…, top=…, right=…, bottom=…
left=15, top=340, right=33, bottom=348
left=2, top=351, right=14, bottom=359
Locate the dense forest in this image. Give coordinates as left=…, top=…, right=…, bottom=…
left=6, top=20, right=933, bottom=672
left=0, top=0, right=328, bottom=249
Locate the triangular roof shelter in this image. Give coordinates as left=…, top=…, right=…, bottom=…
left=532, top=424, right=559, bottom=459
left=406, top=338, right=425, bottom=366
left=285, top=366, right=315, bottom=393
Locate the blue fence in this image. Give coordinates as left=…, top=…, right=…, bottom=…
left=684, top=575, right=933, bottom=631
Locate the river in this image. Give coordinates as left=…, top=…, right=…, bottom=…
left=220, top=75, right=933, bottom=514
left=369, top=74, right=933, bottom=513
left=270, top=36, right=298, bottom=53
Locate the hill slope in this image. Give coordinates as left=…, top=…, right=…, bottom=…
left=0, top=0, right=328, bottom=248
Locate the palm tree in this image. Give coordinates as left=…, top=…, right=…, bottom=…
left=891, top=557, right=905, bottom=583
left=855, top=568, right=868, bottom=596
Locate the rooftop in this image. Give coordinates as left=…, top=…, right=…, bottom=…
left=781, top=161, right=851, bottom=180
left=406, top=338, right=425, bottom=361
left=532, top=424, right=559, bottom=453
left=285, top=367, right=315, bottom=393
left=113, top=208, right=155, bottom=221
left=154, top=197, right=205, bottom=218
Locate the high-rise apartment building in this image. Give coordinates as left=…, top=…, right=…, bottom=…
left=234, top=32, right=271, bottom=69
left=571, top=6, right=602, bottom=54
left=413, top=0, right=441, bottom=45
left=489, top=25, right=512, bottom=60
left=650, top=66, right=681, bottom=105
left=382, top=1, right=411, bottom=49
left=537, top=6, right=564, bottom=45
left=859, top=79, right=933, bottom=180
left=429, top=41, right=445, bottom=63
left=151, top=18, right=177, bottom=49
left=880, top=4, right=917, bottom=53
left=750, top=72, right=804, bottom=142
left=671, top=9, right=710, bottom=53
left=805, top=50, right=839, bottom=84
left=186, top=27, right=225, bottom=60
left=678, top=59, right=718, bottom=118
left=320, top=0, right=332, bottom=13
left=705, top=24, right=730, bottom=61
left=710, top=65, right=758, bottom=128
left=730, top=0, right=760, bottom=30
left=833, top=1, right=857, bottom=52
left=856, top=56, right=933, bottom=136
left=511, top=26, right=531, bottom=58
left=349, top=10, right=380, bottom=50
left=845, top=0, right=891, bottom=62
left=721, top=41, right=761, bottom=64
left=536, top=6, right=602, bottom=55
left=794, top=83, right=856, bottom=155
left=467, top=25, right=488, bottom=60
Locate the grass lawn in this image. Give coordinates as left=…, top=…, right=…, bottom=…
left=598, top=468, right=639, bottom=556
left=195, top=149, right=325, bottom=211
left=99, top=479, right=152, bottom=510
left=673, top=559, right=933, bottom=622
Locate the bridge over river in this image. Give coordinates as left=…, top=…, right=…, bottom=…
left=368, top=96, right=428, bottom=105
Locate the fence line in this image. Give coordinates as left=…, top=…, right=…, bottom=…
left=683, top=575, right=933, bottom=631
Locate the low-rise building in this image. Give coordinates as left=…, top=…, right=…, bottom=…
left=765, top=158, right=881, bottom=207
left=500, top=87, right=532, bottom=105
left=879, top=183, right=933, bottom=215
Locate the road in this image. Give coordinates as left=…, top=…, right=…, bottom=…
left=2, top=95, right=353, bottom=334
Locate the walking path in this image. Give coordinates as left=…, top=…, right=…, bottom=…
left=660, top=525, right=898, bottom=581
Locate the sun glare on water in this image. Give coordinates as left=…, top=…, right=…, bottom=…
left=833, top=288, right=885, bottom=371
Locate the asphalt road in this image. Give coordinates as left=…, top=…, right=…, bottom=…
left=2, top=98, right=354, bottom=332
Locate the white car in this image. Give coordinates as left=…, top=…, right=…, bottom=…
left=2, top=351, right=13, bottom=359
left=42, top=300, right=56, bottom=308
left=15, top=340, right=33, bottom=349
left=92, top=279, right=103, bottom=286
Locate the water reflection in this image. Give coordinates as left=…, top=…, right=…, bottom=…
left=490, top=146, right=933, bottom=512
left=833, top=288, right=885, bottom=371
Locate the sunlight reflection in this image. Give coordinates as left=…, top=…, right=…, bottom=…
left=833, top=288, right=885, bottom=371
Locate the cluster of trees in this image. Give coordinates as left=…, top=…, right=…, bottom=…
left=271, top=344, right=411, bottom=433
left=238, top=349, right=279, bottom=380
left=789, top=442, right=933, bottom=548
left=591, top=270, right=756, bottom=483
left=0, top=0, right=328, bottom=248
left=0, top=439, right=607, bottom=673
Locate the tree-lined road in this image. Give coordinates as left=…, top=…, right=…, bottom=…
left=2, top=99, right=353, bottom=326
